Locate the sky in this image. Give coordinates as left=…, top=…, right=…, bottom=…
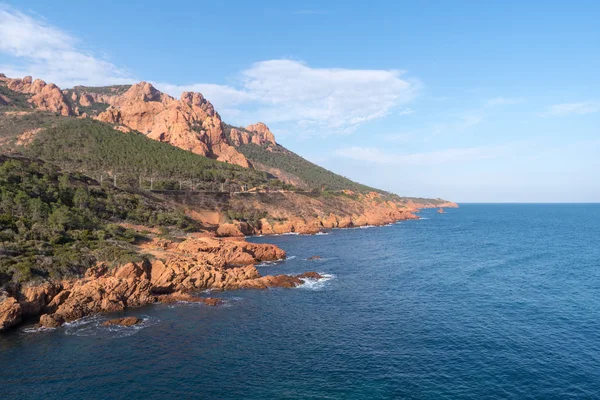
left=0, top=0, right=598, bottom=202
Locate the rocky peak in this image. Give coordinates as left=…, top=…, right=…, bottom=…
left=121, top=82, right=165, bottom=103
left=180, top=91, right=216, bottom=117
left=246, top=122, right=276, bottom=145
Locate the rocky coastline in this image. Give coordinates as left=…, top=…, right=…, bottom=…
left=0, top=236, right=321, bottom=332
left=0, top=198, right=457, bottom=333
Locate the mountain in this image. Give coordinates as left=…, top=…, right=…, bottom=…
left=0, top=73, right=394, bottom=193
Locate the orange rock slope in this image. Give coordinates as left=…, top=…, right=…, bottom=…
left=0, top=237, right=321, bottom=331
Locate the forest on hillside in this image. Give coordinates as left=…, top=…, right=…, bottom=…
left=23, top=119, right=276, bottom=192
left=0, top=156, right=197, bottom=286
left=237, top=143, right=380, bottom=193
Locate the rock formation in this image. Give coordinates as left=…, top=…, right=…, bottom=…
left=0, top=237, right=321, bottom=331
left=0, top=75, right=73, bottom=116
left=245, top=122, right=276, bottom=145
left=0, top=74, right=251, bottom=167
left=91, top=82, right=250, bottom=167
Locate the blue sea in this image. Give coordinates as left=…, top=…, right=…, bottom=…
left=2, top=204, right=600, bottom=399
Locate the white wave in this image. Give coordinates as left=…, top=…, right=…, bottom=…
left=315, top=232, right=329, bottom=235
left=256, top=259, right=285, bottom=267
left=297, top=273, right=335, bottom=291
left=21, top=326, right=55, bottom=334
left=418, top=217, right=430, bottom=220
left=64, top=315, right=160, bottom=338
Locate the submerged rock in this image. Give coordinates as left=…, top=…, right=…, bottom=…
left=156, top=292, right=222, bottom=306
left=102, top=317, right=142, bottom=327
left=296, top=272, right=323, bottom=280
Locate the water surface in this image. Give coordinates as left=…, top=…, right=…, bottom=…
left=2, top=204, right=600, bottom=399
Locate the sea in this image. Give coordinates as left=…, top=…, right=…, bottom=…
left=1, top=204, right=600, bottom=399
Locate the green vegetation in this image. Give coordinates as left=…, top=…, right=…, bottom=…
left=237, top=143, right=380, bottom=193
left=23, top=118, right=273, bottom=191
left=0, top=112, right=65, bottom=148
left=68, top=85, right=132, bottom=96
left=0, top=84, right=31, bottom=109
left=78, top=102, right=110, bottom=116
left=0, top=155, right=197, bottom=286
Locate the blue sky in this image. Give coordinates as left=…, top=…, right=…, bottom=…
left=1, top=0, right=599, bottom=202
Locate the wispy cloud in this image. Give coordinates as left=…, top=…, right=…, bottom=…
left=544, top=101, right=600, bottom=116
left=335, top=145, right=509, bottom=166
left=156, top=59, right=419, bottom=132
left=0, top=4, right=133, bottom=87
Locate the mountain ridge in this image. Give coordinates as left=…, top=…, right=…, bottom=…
left=0, top=73, right=403, bottom=195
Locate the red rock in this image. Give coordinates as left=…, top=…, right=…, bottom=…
left=102, top=316, right=142, bottom=327
left=245, top=122, right=276, bottom=145
left=0, top=295, right=22, bottom=331
left=296, top=272, right=323, bottom=279
left=1, top=76, right=73, bottom=116
left=156, top=292, right=222, bottom=306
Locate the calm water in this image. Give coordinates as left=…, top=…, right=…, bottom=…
left=2, top=204, right=600, bottom=399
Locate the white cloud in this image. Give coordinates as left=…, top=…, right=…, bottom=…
left=0, top=5, right=133, bottom=87
left=0, top=5, right=417, bottom=132
left=544, top=101, right=600, bottom=116
left=153, top=82, right=254, bottom=106
left=335, top=145, right=507, bottom=166
left=156, top=59, right=418, bottom=132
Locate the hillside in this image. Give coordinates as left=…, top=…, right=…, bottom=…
left=0, top=73, right=403, bottom=194
left=0, top=155, right=197, bottom=286
left=21, top=118, right=273, bottom=191
left=0, top=73, right=456, bottom=238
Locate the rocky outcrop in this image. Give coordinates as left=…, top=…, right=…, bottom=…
left=228, top=123, right=276, bottom=147
left=245, top=122, right=276, bottom=145
left=0, top=75, right=73, bottom=116
left=93, top=83, right=250, bottom=167
left=0, top=237, right=317, bottom=332
left=0, top=293, right=22, bottom=331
